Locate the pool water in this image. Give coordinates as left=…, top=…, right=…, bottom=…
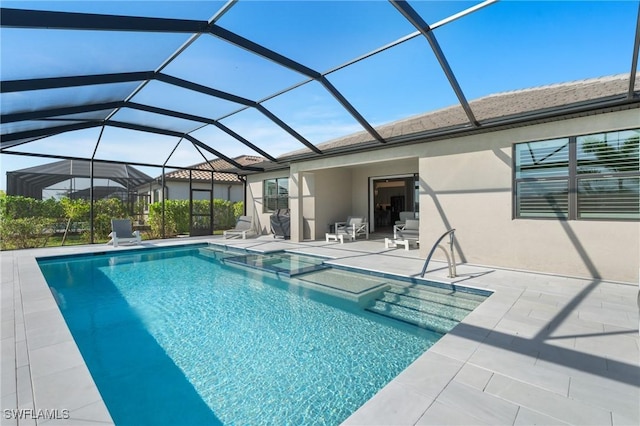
left=38, top=246, right=446, bottom=425
left=222, top=250, right=329, bottom=276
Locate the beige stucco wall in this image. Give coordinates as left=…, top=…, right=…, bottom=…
left=246, top=109, right=639, bottom=282
left=304, top=168, right=353, bottom=240
left=419, top=109, right=639, bottom=283
left=351, top=158, right=418, bottom=231
left=290, top=156, right=418, bottom=239
left=246, top=169, right=289, bottom=235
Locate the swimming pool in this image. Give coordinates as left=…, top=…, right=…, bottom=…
left=38, top=244, right=488, bottom=425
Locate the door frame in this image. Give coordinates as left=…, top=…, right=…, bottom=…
left=368, top=173, right=416, bottom=233
left=189, top=188, right=213, bottom=236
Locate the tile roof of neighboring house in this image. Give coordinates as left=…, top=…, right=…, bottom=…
left=278, top=74, right=639, bottom=160
left=162, top=155, right=264, bottom=182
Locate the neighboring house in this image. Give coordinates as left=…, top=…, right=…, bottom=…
left=139, top=155, right=264, bottom=204
left=242, top=75, right=639, bottom=283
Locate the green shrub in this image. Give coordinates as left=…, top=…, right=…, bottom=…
left=0, top=217, right=55, bottom=250
left=167, top=200, right=191, bottom=234
left=0, top=193, right=245, bottom=247
left=93, top=198, right=130, bottom=240
left=60, top=198, right=90, bottom=222
left=0, top=195, right=63, bottom=219
left=147, top=200, right=186, bottom=238
left=148, top=199, right=244, bottom=236
left=232, top=201, right=244, bottom=220
left=0, top=195, right=64, bottom=249
left=213, top=199, right=233, bottom=230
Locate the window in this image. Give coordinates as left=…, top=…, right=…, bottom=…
left=515, top=138, right=570, bottom=218
left=263, top=177, right=289, bottom=212
left=514, top=129, right=639, bottom=220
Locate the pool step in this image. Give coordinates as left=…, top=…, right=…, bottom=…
left=389, top=282, right=487, bottom=302
left=366, top=284, right=484, bottom=334
left=197, top=246, right=241, bottom=261
left=385, top=285, right=484, bottom=311
left=376, top=292, right=472, bottom=322
left=367, top=300, right=459, bottom=334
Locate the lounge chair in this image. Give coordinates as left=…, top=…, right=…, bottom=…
left=394, top=218, right=419, bottom=240
left=108, top=219, right=141, bottom=247
left=395, top=211, right=416, bottom=226
left=335, top=216, right=368, bottom=241
left=224, top=216, right=255, bottom=239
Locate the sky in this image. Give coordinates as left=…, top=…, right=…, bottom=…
left=1, top=0, right=639, bottom=192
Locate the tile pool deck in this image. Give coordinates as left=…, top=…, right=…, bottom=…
left=1, top=236, right=638, bottom=425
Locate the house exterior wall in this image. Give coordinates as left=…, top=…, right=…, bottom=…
left=288, top=154, right=418, bottom=240
left=246, top=169, right=290, bottom=235
left=304, top=168, right=352, bottom=240
left=351, top=158, right=419, bottom=232
left=246, top=109, right=638, bottom=282
left=418, top=109, right=639, bottom=283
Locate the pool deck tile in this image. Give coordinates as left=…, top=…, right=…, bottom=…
left=427, top=380, right=520, bottom=425
left=485, top=373, right=613, bottom=426
left=513, top=406, right=570, bottom=426
left=415, top=400, right=491, bottom=425
left=393, top=350, right=464, bottom=399
left=451, top=362, right=493, bottom=391
left=342, top=380, right=436, bottom=426
left=1, top=235, right=638, bottom=425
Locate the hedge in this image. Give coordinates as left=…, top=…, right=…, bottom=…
left=0, top=194, right=243, bottom=250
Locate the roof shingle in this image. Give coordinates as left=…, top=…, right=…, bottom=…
left=161, top=155, right=264, bottom=182
left=279, top=74, right=638, bottom=159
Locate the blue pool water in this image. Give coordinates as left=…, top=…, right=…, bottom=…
left=38, top=245, right=448, bottom=425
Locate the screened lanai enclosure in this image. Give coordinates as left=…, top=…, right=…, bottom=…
left=7, top=159, right=153, bottom=202
left=1, top=0, right=639, bottom=247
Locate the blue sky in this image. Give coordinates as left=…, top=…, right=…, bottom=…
left=1, top=0, right=639, bottom=191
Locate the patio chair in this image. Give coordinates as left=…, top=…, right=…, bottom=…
left=108, top=219, right=141, bottom=247
left=395, top=211, right=416, bottom=226
left=335, top=216, right=369, bottom=241
left=224, top=216, right=255, bottom=239
left=394, top=219, right=419, bottom=241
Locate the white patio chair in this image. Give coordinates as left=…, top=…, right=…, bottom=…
left=108, top=219, right=141, bottom=247
left=335, top=216, right=368, bottom=241
left=223, top=216, right=255, bottom=239
left=394, top=218, right=419, bottom=241
left=395, top=211, right=416, bottom=226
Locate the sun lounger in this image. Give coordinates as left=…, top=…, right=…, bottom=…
left=224, top=216, right=255, bottom=239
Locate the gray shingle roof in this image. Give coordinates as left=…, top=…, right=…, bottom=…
left=279, top=74, right=638, bottom=160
